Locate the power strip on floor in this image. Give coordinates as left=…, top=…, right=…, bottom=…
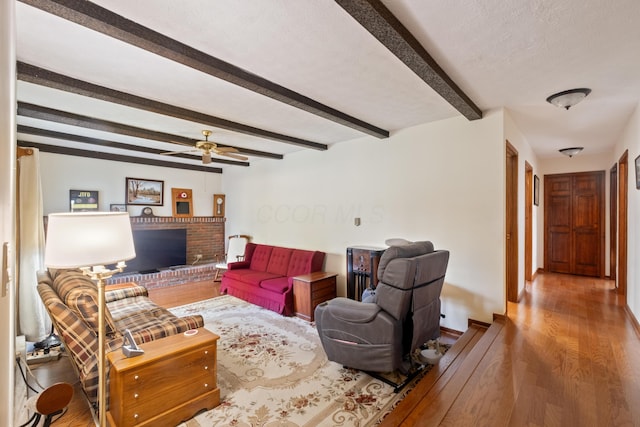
left=26, top=349, right=61, bottom=365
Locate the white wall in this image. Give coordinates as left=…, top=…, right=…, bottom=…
left=223, top=110, right=506, bottom=332
left=613, top=104, right=640, bottom=321
left=38, top=153, right=223, bottom=216
left=504, top=109, right=540, bottom=296
left=1, top=0, right=16, bottom=424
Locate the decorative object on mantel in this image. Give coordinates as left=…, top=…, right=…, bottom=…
left=126, top=177, right=164, bottom=206
left=213, top=194, right=225, bottom=217
left=139, top=206, right=155, bottom=217
left=559, top=147, right=584, bottom=157
left=110, top=204, right=126, bottom=212
left=172, top=188, right=193, bottom=217
left=546, top=88, right=591, bottom=110
left=69, top=189, right=98, bottom=212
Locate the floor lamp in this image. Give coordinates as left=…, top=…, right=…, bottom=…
left=44, top=212, right=136, bottom=426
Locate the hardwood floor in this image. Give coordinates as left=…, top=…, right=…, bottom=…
left=18, top=274, right=640, bottom=426
left=385, top=272, right=640, bottom=426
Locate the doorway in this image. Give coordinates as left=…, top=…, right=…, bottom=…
left=525, top=162, right=533, bottom=281
left=506, top=141, right=518, bottom=302
left=618, top=151, right=628, bottom=300
left=544, top=171, right=605, bottom=277
left=610, top=163, right=617, bottom=281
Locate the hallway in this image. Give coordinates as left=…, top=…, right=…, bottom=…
left=386, top=272, right=640, bottom=426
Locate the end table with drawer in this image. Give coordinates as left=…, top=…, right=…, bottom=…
left=107, top=327, right=220, bottom=427
left=292, top=271, right=338, bottom=321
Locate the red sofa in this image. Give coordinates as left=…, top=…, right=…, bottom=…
left=220, top=243, right=325, bottom=315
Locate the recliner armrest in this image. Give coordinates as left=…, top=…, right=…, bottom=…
left=318, top=298, right=382, bottom=323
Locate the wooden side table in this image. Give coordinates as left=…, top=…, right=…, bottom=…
left=292, top=272, right=338, bottom=321
left=107, top=328, right=220, bottom=427
left=346, top=246, right=386, bottom=301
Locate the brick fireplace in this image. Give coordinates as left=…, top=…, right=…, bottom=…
left=107, top=216, right=225, bottom=289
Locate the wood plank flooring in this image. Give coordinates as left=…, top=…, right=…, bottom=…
left=18, top=273, right=640, bottom=426
left=386, top=272, right=640, bottom=426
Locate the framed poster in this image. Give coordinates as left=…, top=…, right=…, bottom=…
left=126, top=178, right=164, bottom=206
left=533, top=175, right=540, bottom=206
left=635, top=155, right=640, bottom=189
left=69, top=190, right=99, bottom=212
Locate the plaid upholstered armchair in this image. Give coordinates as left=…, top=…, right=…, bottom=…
left=36, top=269, right=204, bottom=410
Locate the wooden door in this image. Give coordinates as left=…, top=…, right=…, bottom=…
left=610, top=164, right=617, bottom=281
left=524, top=162, right=533, bottom=281
left=506, top=142, right=518, bottom=302
left=544, top=171, right=605, bottom=277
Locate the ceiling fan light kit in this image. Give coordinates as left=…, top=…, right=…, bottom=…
left=546, top=88, right=591, bottom=110
left=161, top=130, right=248, bottom=163
left=559, top=147, right=584, bottom=157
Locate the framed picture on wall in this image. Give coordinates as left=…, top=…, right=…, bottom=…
left=126, top=178, right=164, bottom=206
left=69, top=190, right=99, bottom=212
left=534, top=175, right=540, bottom=206
left=635, top=155, right=640, bottom=189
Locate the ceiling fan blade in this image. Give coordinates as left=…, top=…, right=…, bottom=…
left=214, top=146, right=240, bottom=153
left=161, top=149, right=199, bottom=155
left=219, top=152, right=248, bottom=161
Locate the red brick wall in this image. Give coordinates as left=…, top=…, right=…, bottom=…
left=130, top=216, right=225, bottom=264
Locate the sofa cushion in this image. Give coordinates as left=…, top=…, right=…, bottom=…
left=249, top=245, right=274, bottom=272
left=287, top=250, right=321, bottom=277
left=259, top=277, right=291, bottom=294
left=266, top=247, right=293, bottom=275
left=226, top=270, right=282, bottom=286
left=51, top=269, right=117, bottom=335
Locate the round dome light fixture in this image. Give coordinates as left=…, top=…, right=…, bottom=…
left=546, top=88, right=591, bottom=110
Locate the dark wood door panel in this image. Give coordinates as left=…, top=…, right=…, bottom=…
left=544, top=171, right=604, bottom=277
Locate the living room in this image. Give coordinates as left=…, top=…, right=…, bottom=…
left=3, top=1, right=640, bottom=426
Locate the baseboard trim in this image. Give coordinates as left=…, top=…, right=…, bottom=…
left=624, top=305, right=640, bottom=339
left=467, top=318, right=491, bottom=329
left=440, top=325, right=463, bottom=338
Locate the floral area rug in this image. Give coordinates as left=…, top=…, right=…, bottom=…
left=170, top=295, right=434, bottom=427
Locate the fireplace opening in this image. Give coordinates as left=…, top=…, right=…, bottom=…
left=123, top=228, right=187, bottom=274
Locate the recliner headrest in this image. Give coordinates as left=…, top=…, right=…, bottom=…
left=377, top=241, right=434, bottom=281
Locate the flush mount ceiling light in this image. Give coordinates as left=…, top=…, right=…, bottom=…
left=546, top=88, right=591, bottom=110
left=559, top=147, right=584, bottom=157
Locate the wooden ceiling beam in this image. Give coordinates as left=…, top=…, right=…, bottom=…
left=19, top=0, right=389, bottom=138
left=17, top=102, right=284, bottom=160
left=18, top=62, right=326, bottom=151
left=17, top=125, right=250, bottom=167
left=335, top=0, right=482, bottom=121
left=18, top=141, right=223, bottom=174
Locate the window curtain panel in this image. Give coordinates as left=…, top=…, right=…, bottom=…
left=18, top=147, right=49, bottom=341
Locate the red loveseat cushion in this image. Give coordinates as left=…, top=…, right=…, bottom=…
left=259, top=277, right=290, bottom=294
left=249, top=245, right=274, bottom=272
left=266, top=247, right=293, bottom=276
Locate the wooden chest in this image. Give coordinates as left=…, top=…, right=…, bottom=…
left=292, top=271, right=338, bottom=321
left=107, top=328, right=220, bottom=426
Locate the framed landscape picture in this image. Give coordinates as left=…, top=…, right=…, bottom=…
left=69, top=189, right=99, bottom=212
left=635, top=154, right=640, bottom=190
left=126, top=178, right=164, bottom=206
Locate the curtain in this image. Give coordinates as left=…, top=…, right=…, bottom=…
left=17, top=148, right=49, bottom=342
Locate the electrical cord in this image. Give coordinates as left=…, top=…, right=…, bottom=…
left=16, top=356, right=42, bottom=394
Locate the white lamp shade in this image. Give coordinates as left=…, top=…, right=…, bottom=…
left=45, top=212, right=136, bottom=268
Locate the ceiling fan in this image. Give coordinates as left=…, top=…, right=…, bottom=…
left=162, top=130, right=248, bottom=163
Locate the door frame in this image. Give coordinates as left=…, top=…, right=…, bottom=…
left=506, top=141, right=519, bottom=303
left=525, top=162, right=533, bottom=281
left=618, top=151, right=628, bottom=300
left=610, top=163, right=617, bottom=281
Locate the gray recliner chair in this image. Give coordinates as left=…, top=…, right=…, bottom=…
left=315, top=241, right=449, bottom=389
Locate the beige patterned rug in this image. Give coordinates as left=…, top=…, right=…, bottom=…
left=171, top=295, right=432, bottom=427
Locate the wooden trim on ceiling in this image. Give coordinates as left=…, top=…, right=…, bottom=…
left=17, top=125, right=250, bottom=167
left=19, top=0, right=389, bottom=139
left=18, top=62, right=327, bottom=151
left=18, top=141, right=223, bottom=173
left=17, top=102, right=284, bottom=160
left=335, top=0, right=482, bottom=121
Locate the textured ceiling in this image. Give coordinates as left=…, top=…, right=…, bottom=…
left=15, top=0, right=640, bottom=172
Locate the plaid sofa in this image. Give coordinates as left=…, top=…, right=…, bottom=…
left=36, top=269, right=204, bottom=409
